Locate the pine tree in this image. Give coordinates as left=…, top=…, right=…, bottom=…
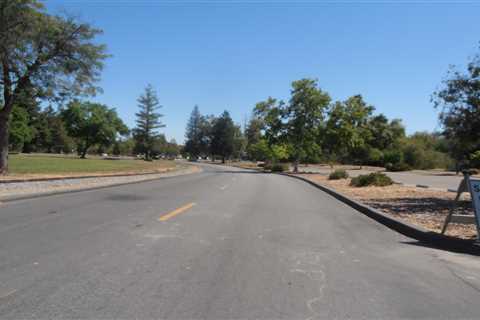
left=133, top=85, right=165, bottom=160
left=184, top=105, right=207, bottom=160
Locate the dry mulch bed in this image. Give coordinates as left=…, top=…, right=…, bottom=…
left=295, top=174, right=477, bottom=240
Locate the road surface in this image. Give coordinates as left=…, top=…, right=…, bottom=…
left=0, top=164, right=479, bottom=319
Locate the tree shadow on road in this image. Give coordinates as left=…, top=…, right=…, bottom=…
left=364, top=197, right=472, bottom=216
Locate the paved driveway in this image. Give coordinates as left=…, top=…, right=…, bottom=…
left=0, top=163, right=479, bottom=319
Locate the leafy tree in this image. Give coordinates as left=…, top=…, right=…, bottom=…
left=33, top=106, right=73, bottom=153
left=367, top=115, right=405, bottom=150
left=247, top=139, right=270, bottom=161
left=61, top=101, right=128, bottom=158
left=285, top=79, right=330, bottom=172
left=133, top=85, right=165, bottom=160
left=232, top=124, right=247, bottom=160
left=8, top=105, right=34, bottom=151
left=0, top=0, right=107, bottom=173
left=245, top=117, right=263, bottom=146
left=210, top=111, right=235, bottom=163
left=433, top=49, right=480, bottom=167
left=253, top=97, right=284, bottom=148
left=324, top=95, right=374, bottom=165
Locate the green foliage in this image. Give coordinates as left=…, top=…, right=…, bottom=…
left=470, top=151, right=480, bottom=169
left=184, top=105, right=210, bottom=159
left=286, top=79, right=330, bottom=171
left=247, top=139, right=270, bottom=161
left=0, top=0, right=108, bottom=172
left=61, top=101, right=128, bottom=158
left=385, top=162, right=411, bottom=172
left=324, top=95, right=374, bottom=164
left=328, top=169, right=349, bottom=180
left=9, top=105, right=34, bottom=151
left=264, top=162, right=289, bottom=172
left=367, top=148, right=383, bottom=166
left=133, top=85, right=165, bottom=160
left=433, top=48, right=480, bottom=163
left=272, top=163, right=289, bottom=172
left=210, top=111, right=236, bottom=163
left=350, top=172, right=393, bottom=187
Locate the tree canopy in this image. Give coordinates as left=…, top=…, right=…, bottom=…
left=0, top=0, right=108, bottom=173
left=61, top=101, right=128, bottom=158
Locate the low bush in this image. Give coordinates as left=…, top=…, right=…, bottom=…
left=350, top=172, right=393, bottom=187
left=270, top=163, right=289, bottom=172
left=385, top=162, right=410, bottom=172
left=328, top=169, right=349, bottom=180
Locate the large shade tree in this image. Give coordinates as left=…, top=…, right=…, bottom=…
left=61, top=101, right=128, bottom=158
left=285, top=79, right=330, bottom=172
left=433, top=49, right=480, bottom=167
left=0, top=0, right=107, bottom=173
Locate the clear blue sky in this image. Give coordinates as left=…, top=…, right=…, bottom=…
left=45, top=0, right=480, bottom=143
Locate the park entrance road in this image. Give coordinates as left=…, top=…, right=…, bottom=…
left=0, top=164, right=479, bottom=319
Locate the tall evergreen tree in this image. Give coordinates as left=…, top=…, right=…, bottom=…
left=184, top=105, right=207, bottom=160
left=210, top=111, right=235, bottom=163
left=133, top=85, right=165, bottom=160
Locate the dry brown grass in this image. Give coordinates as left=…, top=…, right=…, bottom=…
left=295, top=174, right=477, bottom=240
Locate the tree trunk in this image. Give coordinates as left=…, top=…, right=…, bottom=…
left=80, top=145, right=89, bottom=159
left=293, top=159, right=299, bottom=173
left=222, top=156, right=225, bottom=164
left=0, top=114, right=9, bottom=174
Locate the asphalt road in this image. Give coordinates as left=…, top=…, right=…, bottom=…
left=1, top=164, right=479, bottom=319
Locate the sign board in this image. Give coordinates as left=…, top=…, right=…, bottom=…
left=467, top=177, right=480, bottom=238
left=441, top=173, right=480, bottom=240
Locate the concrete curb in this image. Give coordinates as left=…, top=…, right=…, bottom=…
left=280, top=173, right=480, bottom=254
left=0, top=165, right=201, bottom=203
left=0, top=167, right=181, bottom=184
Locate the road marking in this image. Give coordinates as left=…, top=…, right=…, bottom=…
left=158, top=203, right=195, bottom=221
left=0, top=289, right=17, bottom=300
left=219, top=184, right=229, bottom=190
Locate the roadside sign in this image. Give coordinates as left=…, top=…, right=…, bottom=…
left=441, top=172, right=480, bottom=241
left=467, top=177, right=480, bottom=239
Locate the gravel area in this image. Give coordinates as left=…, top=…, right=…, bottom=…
left=294, top=173, right=478, bottom=240
left=0, top=165, right=200, bottom=200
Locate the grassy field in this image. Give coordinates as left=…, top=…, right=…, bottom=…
left=7, top=154, right=176, bottom=175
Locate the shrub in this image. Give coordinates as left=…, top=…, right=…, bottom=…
left=329, top=169, right=349, bottom=180
left=383, top=149, right=404, bottom=166
left=385, top=162, right=410, bottom=172
left=270, top=163, right=289, bottom=172
left=350, top=172, right=393, bottom=187
left=367, top=148, right=383, bottom=166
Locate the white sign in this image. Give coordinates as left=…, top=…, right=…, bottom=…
left=467, top=178, right=480, bottom=237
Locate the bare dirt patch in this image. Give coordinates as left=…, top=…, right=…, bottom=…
left=295, top=174, right=477, bottom=240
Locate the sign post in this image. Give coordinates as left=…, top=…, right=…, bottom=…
left=466, top=175, right=480, bottom=242
left=441, top=171, right=480, bottom=242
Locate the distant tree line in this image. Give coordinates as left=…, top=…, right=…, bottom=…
left=183, top=106, right=245, bottom=163
left=183, top=78, right=460, bottom=172
left=8, top=84, right=180, bottom=161
left=2, top=1, right=480, bottom=174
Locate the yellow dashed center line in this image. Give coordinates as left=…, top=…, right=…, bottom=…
left=158, top=202, right=196, bottom=221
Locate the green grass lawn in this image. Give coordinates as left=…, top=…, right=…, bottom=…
left=8, top=154, right=176, bottom=175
